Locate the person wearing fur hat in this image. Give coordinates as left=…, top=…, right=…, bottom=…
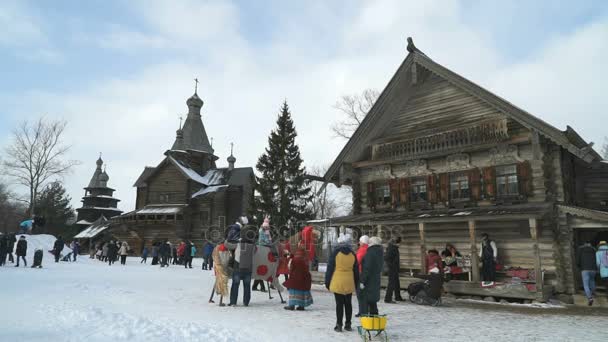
left=354, top=235, right=369, bottom=317
left=359, top=236, right=384, bottom=315
left=325, top=234, right=359, bottom=332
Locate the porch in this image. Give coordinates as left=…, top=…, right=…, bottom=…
left=322, top=204, right=555, bottom=301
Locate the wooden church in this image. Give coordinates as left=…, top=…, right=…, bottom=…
left=323, top=38, right=608, bottom=302
left=110, top=89, right=254, bottom=251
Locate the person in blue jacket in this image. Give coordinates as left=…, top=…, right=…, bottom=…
left=597, top=241, right=608, bottom=297
left=202, top=240, right=215, bottom=270
left=141, top=246, right=149, bottom=264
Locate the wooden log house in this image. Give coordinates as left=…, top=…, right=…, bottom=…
left=323, top=38, right=608, bottom=301
left=109, top=91, right=254, bottom=252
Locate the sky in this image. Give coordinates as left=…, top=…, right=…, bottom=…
left=1, top=0, right=607, bottom=213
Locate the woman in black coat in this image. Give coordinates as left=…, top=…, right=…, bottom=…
left=15, top=236, right=27, bottom=267
left=359, top=237, right=384, bottom=315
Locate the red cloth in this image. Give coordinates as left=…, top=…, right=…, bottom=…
left=218, top=243, right=227, bottom=252
left=356, top=244, right=368, bottom=273
left=301, top=226, right=315, bottom=262
left=276, top=241, right=291, bottom=275
left=283, top=249, right=312, bottom=291
left=177, top=243, right=185, bottom=257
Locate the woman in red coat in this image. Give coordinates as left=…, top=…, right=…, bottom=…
left=276, top=239, right=292, bottom=282
left=283, top=244, right=313, bottom=311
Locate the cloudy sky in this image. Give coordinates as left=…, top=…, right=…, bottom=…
left=1, top=0, right=607, bottom=213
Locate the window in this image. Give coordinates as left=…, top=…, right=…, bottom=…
left=159, top=194, right=170, bottom=203
left=375, top=183, right=391, bottom=205
left=496, top=165, right=518, bottom=197
left=410, top=178, right=427, bottom=202
left=450, top=173, right=470, bottom=200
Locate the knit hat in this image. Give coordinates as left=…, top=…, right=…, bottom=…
left=262, top=217, right=270, bottom=228
left=369, top=236, right=382, bottom=246
left=599, top=241, right=607, bottom=246
left=239, top=216, right=249, bottom=225
left=359, top=235, right=370, bottom=245
left=429, top=267, right=440, bottom=274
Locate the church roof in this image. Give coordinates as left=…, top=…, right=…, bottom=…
left=171, top=92, right=214, bottom=154
left=74, top=216, right=111, bottom=239
left=324, top=37, right=601, bottom=184
left=133, top=167, right=156, bottom=187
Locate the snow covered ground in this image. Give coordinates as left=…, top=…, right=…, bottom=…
left=1, top=242, right=606, bottom=342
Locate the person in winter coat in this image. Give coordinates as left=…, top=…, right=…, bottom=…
left=6, top=234, right=17, bottom=263
left=384, top=236, right=403, bottom=303
left=325, top=234, right=359, bottom=333
left=53, top=236, right=65, bottom=263
left=479, top=233, right=498, bottom=283
left=412, top=268, right=445, bottom=305
left=177, top=242, right=186, bottom=265
left=71, top=241, right=80, bottom=262
left=151, top=243, right=159, bottom=265
left=577, top=240, right=597, bottom=306
left=229, top=225, right=257, bottom=307
left=188, top=243, right=197, bottom=269
left=0, top=234, right=8, bottom=267
left=31, top=248, right=44, bottom=268
left=210, top=243, right=231, bottom=306
left=359, top=236, right=384, bottom=316
left=355, top=235, right=369, bottom=317
left=225, top=217, right=248, bottom=250
left=107, top=241, right=118, bottom=266
left=276, top=238, right=292, bottom=282
left=119, top=242, right=129, bottom=265
left=301, top=225, right=315, bottom=268
left=171, top=245, right=178, bottom=265
left=253, top=218, right=273, bottom=292
left=202, top=241, right=215, bottom=270
left=15, top=236, right=27, bottom=267
left=141, top=246, right=149, bottom=264
left=159, top=240, right=171, bottom=267
left=596, top=241, right=608, bottom=298
left=102, top=243, right=109, bottom=262
left=283, top=244, right=313, bottom=311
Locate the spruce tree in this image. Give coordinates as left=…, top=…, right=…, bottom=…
left=254, top=101, right=313, bottom=229
left=35, top=181, right=75, bottom=237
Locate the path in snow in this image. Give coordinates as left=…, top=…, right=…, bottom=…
left=0, top=256, right=606, bottom=342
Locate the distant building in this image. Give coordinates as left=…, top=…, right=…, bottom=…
left=110, top=90, right=254, bottom=252
left=75, top=156, right=122, bottom=228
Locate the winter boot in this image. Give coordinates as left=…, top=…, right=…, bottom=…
left=284, top=306, right=295, bottom=311
left=296, top=306, right=305, bottom=311
left=334, top=325, right=342, bottom=332
left=344, top=322, right=352, bottom=331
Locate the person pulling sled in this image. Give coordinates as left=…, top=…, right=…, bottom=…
left=407, top=267, right=446, bottom=306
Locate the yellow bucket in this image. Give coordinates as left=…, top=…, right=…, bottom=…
left=360, top=315, right=387, bottom=330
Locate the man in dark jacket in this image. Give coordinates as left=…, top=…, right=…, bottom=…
left=15, top=236, right=27, bottom=267
left=107, top=240, right=118, bottom=266
left=184, top=241, right=193, bottom=269
left=384, top=236, right=403, bottom=303
left=0, top=234, right=8, bottom=266
left=229, top=225, right=256, bottom=306
left=577, top=241, right=597, bottom=306
left=202, top=240, right=215, bottom=270
left=359, top=236, right=384, bottom=315
left=7, top=233, right=16, bottom=263
left=53, top=236, right=64, bottom=263
left=159, top=240, right=171, bottom=267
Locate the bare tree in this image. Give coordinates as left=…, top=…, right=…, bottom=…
left=0, top=181, right=27, bottom=233
left=331, top=88, right=379, bottom=140
left=602, top=137, right=608, bottom=159
left=308, top=165, right=351, bottom=219
left=2, top=118, right=79, bottom=215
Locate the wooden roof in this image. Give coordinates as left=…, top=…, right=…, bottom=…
left=325, top=38, right=601, bottom=184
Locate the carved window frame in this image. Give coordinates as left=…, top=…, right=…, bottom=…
left=449, top=172, right=470, bottom=201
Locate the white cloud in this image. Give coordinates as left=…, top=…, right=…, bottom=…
left=3, top=0, right=607, bottom=214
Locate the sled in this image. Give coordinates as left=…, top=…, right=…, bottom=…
left=357, top=315, right=388, bottom=341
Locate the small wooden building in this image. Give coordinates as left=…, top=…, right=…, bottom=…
left=109, top=91, right=254, bottom=252
left=323, top=38, right=608, bottom=301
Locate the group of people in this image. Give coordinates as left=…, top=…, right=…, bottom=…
left=0, top=234, right=45, bottom=268
left=91, top=240, right=130, bottom=265
left=145, top=239, right=202, bottom=268
left=577, top=240, right=608, bottom=306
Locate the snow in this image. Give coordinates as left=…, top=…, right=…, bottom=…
left=74, top=222, right=111, bottom=239
left=10, top=234, right=71, bottom=263
left=136, top=206, right=183, bottom=214
left=168, top=156, right=210, bottom=185
left=191, top=185, right=228, bottom=198
left=1, top=243, right=606, bottom=342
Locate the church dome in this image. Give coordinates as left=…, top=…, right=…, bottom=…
left=186, top=93, right=204, bottom=109
left=96, top=156, right=103, bottom=166
left=99, top=171, right=109, bottom=182
left=227, top=154, right=236, bottom=163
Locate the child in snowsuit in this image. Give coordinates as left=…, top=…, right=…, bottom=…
left=31, top=249, right=43, bottom=268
